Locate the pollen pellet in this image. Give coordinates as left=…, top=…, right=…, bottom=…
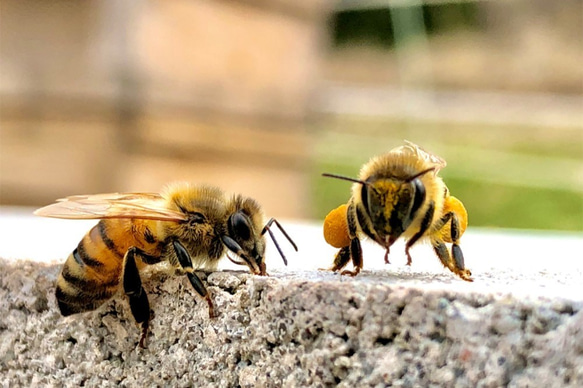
left=440, top=195, right=468, bottom=243
left=323, top=204, right=351, bottom=248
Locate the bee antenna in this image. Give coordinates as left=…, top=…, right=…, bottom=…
left=406, top=167, right=436, bottom=182
left=322, top=173, right=369, bottom=186
left=261, top=218, right=298, bottom=266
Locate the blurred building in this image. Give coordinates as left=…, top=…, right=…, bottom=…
left=0, top=0, right=329, bottom=218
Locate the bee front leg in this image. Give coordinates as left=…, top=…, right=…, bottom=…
left=122, top=247, right=152, bottom=348
left=172, top=241, right=216, bottom=319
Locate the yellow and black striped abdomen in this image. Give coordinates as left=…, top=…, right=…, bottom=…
left=55, top=220, right=127, bottom=316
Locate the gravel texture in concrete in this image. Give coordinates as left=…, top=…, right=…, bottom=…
left=1, top=258, right=582, bottom=387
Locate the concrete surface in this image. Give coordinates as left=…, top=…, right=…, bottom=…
left=1, top=207, right=582, bottom=387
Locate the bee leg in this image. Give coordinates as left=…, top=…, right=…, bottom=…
left=405, top=201, right=435, bottom=266
left=384, top=247, right=391, bottom=265
left=139, top=253, right=164, bottom=265
left=448, top=214, right=472, bottom=280
left=431, top=239, right=473, bottom=282
left=321, top=245, right=350, bottom=272
left=122, top=247, right=151, bottom=348
left=432, top=211, right=472, bottom=281
left=221, top=235, right=262, bottom=275
left=338, top=203, right=363, bottom=276
left=188, top=271, right=216, bottom=319
left=340, top=238, right=363, bottom=277
left=173, top=241, right=216, bottom=319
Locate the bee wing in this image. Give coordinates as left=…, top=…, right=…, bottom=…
left=34, top=192, right=188, bottom=222
left=402, top=140, right=447, bottom=173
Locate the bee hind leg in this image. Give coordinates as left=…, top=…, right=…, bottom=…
left=448, top=213, right=468, bottom=275
left=320, top=245, right=350, bottom=272
left=340, top=238, right=363, bottom=277
left=122, top=247, right=152, bottom=348
left=173, top=241, right=216, bottom=319
left=431, top=239, right=472, bottom=282
left=319, top=237, right=363, bottom=276
left=340, top=204, right=363, bottom=276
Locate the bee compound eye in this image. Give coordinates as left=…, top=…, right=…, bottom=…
left=229, top=212, right=251, bottom=241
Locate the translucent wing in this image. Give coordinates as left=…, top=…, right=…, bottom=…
left=399, top=140, right=447, bottom=173
left=34, top=192, right=188, bottom=222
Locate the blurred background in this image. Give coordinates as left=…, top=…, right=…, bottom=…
left=1, top=0, right=582, bottom=232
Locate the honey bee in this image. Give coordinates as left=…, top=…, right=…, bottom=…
left=35, top=182, right=297, bottom=347
left=321, top=141, right=472, bottom=281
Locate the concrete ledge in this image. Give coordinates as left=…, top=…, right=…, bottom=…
left=1, top=210, right=582, bottom=386
left=1, top=258, right=582, bottom=387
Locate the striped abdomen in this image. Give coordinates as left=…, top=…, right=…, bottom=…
left=55, top=220, right=130, bottom=316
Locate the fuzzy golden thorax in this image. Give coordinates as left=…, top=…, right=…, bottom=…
left=160, top=184, right=228, bottom=265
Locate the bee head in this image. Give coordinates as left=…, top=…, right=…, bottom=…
left=223, top=208, right=266, bottom=275
left=323, top=168, right=433, bottom=247
left=222, top=196, right=297, bottom=276
left=362, top=167, right=434, bottom=244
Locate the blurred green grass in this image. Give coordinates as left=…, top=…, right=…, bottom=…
left=310, top=117, right=583, bottom=232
